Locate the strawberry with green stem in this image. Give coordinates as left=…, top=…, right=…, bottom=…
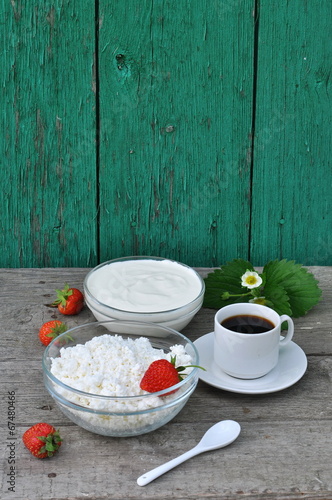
left=50, top=283, right=84, bottom=315
left=140, top=356, right=204, bottom=396
left=22, top=423, right=62, bottom=459
left=39, top=320, right=67, bottom=346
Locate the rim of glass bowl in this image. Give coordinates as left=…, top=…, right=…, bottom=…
left=83, top=255, right=205, bottom=315
left=42, top=320, right=200, bottom=405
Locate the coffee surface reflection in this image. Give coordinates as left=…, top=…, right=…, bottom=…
left=221, top=314, right=275, bottom=334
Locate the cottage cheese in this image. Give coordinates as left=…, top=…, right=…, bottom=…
left=50, top=334, right=195, bottom=435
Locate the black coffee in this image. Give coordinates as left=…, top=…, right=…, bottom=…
left=221, top=315, right=275, bottom=334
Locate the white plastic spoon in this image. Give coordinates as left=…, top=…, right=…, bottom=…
left=137, top=419, right=241, bottom=486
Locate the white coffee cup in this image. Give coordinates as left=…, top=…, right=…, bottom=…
left=213, top=303, right=294, bottom=379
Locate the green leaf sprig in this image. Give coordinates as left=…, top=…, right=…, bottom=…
left=203, top=259, right=322, bottom=317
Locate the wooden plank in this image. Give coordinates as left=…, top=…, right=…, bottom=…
left=1, top=1, right=97, bottom=267
left=98, top=0, right=254, bottom=266
left=250, top=0, right=332, bottom=266
left=1, top=1, right=331, bottom=269
left=0, top=267, right=332, bottom=499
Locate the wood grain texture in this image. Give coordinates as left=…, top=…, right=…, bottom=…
left=250, top=0, right=332, bottom=266
left=98, top=0, right=254, bottom=266
left=1, top=1, right=98, bottom=267
left=0, top=267, right=331, bottom=499
left=1, top=1, right=331, bottom=268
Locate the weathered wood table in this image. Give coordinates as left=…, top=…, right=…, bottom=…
left=1, top=267, right=332, bottom=500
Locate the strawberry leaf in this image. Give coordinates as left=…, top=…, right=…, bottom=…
left=261, top=282, right=292, bottom=316
left=203, top=258, right=322, bottom=318
left=203, top=259, right=254, bottom=309
left=263, top=260, right=322, bottom=317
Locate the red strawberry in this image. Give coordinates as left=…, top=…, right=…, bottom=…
left=38, top=320, right=67, bottom=346
left=51, top=283, right=84, bottom=315
left=22, top=423, right=62, bottom=459
left=140, top=356, right=199, bottom=396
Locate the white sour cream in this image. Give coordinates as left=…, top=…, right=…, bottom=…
left=86, top=259, right=203, bottom=312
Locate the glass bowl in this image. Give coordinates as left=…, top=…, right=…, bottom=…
left=83, top=256, right=205, bottom=332
left=42, top=321, right=200, bottom=437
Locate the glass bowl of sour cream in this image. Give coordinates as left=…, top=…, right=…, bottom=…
left=43, top=320, right=200, bottom=437
left=83, top=256, right=205, bottom=331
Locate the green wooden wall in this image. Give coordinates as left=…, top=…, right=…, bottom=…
left=1, top=1, right=331, bottom=268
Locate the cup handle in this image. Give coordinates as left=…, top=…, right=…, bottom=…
left=279, top=315, right=294, bottom=346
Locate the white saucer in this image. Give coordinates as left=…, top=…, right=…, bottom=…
left=194, top=332, right=308, bottom=394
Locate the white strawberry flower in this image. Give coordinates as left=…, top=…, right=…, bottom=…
left=241, top=270, right=262, bottom=289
